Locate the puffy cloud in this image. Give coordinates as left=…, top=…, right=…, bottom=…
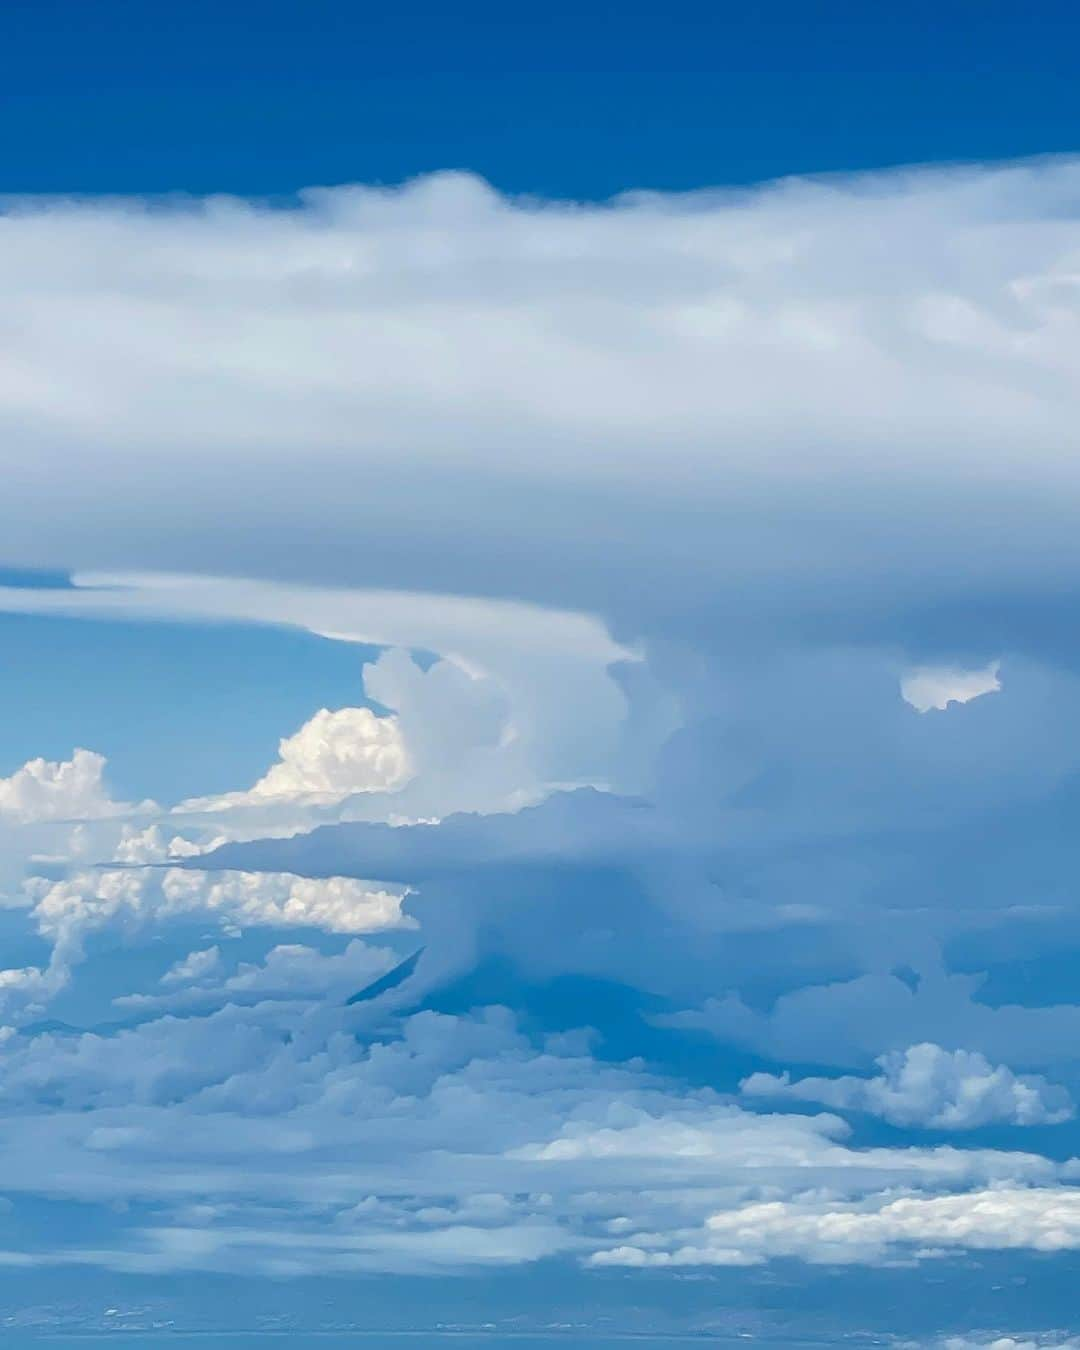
left=19, top=865, right=413, bottom=1001
left=0, top=992, right=1066, bottom=1277
left=0, top=961, right=65, bottom=1023
left=180, top=705, right=410, bottom=812
left=0, top=749, right=145, bottom=824
left=741, top=1043, right=1074, bottom=1129
left=112, top=823, right=220, bottom=863
left=0, top=580, right=640, bottom=817
left=152, top=869, right=414, bottom=936
left=901, top=662, right=1002, bottom=713
left=161, top=946, right=221, bottom=986
left=252, top=707, right=408, bottom=799
left=125, top=939, right=398, bottom=1012
left=601, top=1186, right=1080, bottom=1268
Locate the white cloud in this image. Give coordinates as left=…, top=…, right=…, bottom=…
left=123, top=939, right=397, bottom=1013
left=22, top=865, right=413, bottom=986
left=0, top=749, right=145, bottom=824
left=0, top=961, right=66, bottom=1022
left=901, top=662, right=1002, bottom=713
left=179, top=705, right=411, bottom=812
left=112, top=823, right=224, bottom=864
left=161, top=946, right=222, bottom=986
left=4, top=162, right=1080, bottom=618
left=707, top=1185, right=1080, bottom=1260
left=0, top=580, right=639, bottom=816
left=156, top=869, right=415, bottom=935
left=741, top=1043, right=1074, bottom=1128
left=0, top=995, right=1066, bottom=1277
left=8, top=159, right=1080, bottom=1307
left=941, top=1339, right=1080, bottom=1350
left=214, top=940, right=394, bottom=997
left=592, top=1186, right=1080, bottom=1268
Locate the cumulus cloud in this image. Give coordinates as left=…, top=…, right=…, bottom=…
left=121, top=939, right=398, bottom=1013
left=0, top=990, right=1066, bottom=1278
left=0, top=749, right=145, bottom=824
left=161, top=946, right=222, bottom=985
left=0, top=961, right=65, bottom=1023
left=592, top=1186, right=1080, bottom=1268
left=741, top=1043, right=1074, bottom=1128
left=14, top=865, right=413, bottom=1012
left=0, top=580, right=639, bottom=817
left=179, top=705, right=411, bottom=812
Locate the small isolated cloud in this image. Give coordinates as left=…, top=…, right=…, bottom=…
left=161, top=947, right=222, bottom=986
left=741, top=1043, right=1074, bottom=1128
left=901, top=661, right=1002, bottom=713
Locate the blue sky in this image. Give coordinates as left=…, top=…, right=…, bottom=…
left=0, top=605, right=383, bottom=802
left=3, top=4, right=1080, bottom=1347
left=3, top=0, right=1080, bottom=196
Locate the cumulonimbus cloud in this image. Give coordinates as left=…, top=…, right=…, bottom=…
left=5, top=160, right=1080, bottom=621
left=7, top=157, right=1080, bottom=1319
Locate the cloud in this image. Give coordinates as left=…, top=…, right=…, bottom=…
left=3, top=161, right=1080, bottom=624
left=0, top=962, right=64, bottom=1023
left=8, top=158, right=1080, bottom=1319
left=19, top=865, right=413, bottom=999
left=901, top=662, right=1002, bottom=713
left=121, top=939, right=398, bottom=1013
left=592, top=1186, right=1080, bottom=1268
left=661, top=970, right=1080, bottom=1075
left=160, top=946, right=221, bottom=985
left=941, top=1339, right=1080, bottom=1350
left=0, top=749, right=146, bottom=824
left=0, top=991, right=1066, bottom=1277
left=0, top=579, right=640, bottom=818
left=179, top=704, right=411, bottom=812
left=741, top=1043, right=1074, bottom=1128
left=707, top=1186, right=1080, bottom=1263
